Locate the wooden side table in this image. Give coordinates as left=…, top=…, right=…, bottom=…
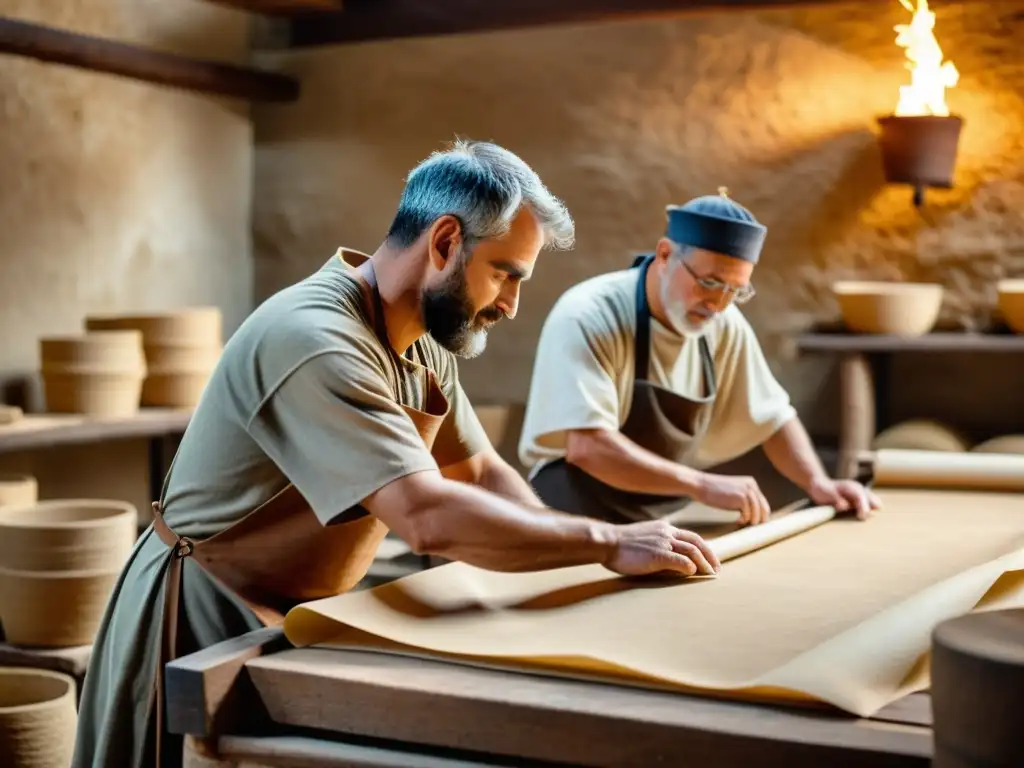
left=794, top=332, right=1024, bottom=479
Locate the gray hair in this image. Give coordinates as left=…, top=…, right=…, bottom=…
left=386, top=138, right=575, bottom=252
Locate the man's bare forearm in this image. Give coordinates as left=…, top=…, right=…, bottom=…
left=761, top=417, right=830, bottom=491
left=403, top=476, right=617, bottom=571
left=478, top=455, right=546, bottom=507
left=566, top=428, right=705, bottom=497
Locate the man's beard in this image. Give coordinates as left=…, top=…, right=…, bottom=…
left=422, top=261, right=504, bottom=358
left=660, top=279, right=713, bottom=338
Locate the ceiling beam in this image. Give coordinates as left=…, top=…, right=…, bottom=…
left=287, top=0, right=892, bottom=47
left=202, top=0, right=342, bottom=16
left=0, top=16, right=299, bottom=102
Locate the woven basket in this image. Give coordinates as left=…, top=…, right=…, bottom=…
left=0, top=499, right=137, bottom=572
left=0, top=567, right=121, bottom=647
left=0, top=667, right=77, bottom=767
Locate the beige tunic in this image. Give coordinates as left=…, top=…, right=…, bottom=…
left=72, top=250, right=491, bottom=768
left=518, top=267, right=796, bottom=473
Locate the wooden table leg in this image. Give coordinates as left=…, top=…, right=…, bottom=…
left=837, top=353, right=876, bottom=479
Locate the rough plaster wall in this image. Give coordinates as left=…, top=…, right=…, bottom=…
left=252, top=2, right=1024, bottom=441
left=0, top=1, right=253, bottom=511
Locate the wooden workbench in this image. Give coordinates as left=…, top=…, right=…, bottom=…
left=794, top=330, right=1024, bottom=479
left=167, top=627, right=933, bottom=768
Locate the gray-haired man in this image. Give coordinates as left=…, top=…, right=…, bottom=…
left=72, top=139, right=722, bottom=768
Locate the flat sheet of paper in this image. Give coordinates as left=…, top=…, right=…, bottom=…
left=285, top=485, right=1024, bottom=717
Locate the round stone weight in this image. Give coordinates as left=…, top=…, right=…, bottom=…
left=931, top=608, right=1024, bottom=768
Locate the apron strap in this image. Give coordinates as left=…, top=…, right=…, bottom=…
left=150, top=501, right=194, bottom=768
left=632, top=252, right=718, bottom=400
left=632, top=253, right=656, bottom=383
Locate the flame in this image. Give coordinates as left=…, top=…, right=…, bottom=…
left=893, top=0, right=959, bottom=117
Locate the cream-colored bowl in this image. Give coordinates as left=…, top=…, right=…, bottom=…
left=0, top=499, right=137, bottom=572
left=0, top=668, right=77, bottom=767
left=833, top=281, right=944, bottom=336
left=996, top=279, right=1024, bottom=333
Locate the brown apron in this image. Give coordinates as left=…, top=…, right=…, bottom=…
left=148, top=260, right=450, bottom=766
left=530, top=253, right=718, bottom=524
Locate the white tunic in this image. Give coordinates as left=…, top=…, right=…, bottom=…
left=518, top=267, right=796, bottom=473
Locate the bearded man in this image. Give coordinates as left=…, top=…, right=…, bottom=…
left=72, top=140, right=723, bottom=768
left=519, top=189, right=881, bottom=526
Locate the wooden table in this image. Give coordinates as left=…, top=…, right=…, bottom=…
left=167, top=627, right=933, bottom=768
left=794, top=331, right=1024, bottom=479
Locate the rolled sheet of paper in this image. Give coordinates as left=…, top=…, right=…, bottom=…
left=284, top=451, right=1024, bottom=719
left=709, top=504, right=835, bottom=562
left=872, top=449, right=1024, bottom=492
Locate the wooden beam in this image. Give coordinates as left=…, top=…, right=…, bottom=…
left=287, top=0, right=897, bottom=47
left=0, top=16, right=299, bottom=102
left=203, top=0, right=342, bottom=16
left=164, top=626, right=289, bottom=737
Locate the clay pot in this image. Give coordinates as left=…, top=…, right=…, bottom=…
left=85, top=307, right=222, bottom=346
left=39, top=331, right=145, bottom=371
left=872, top=419, right=970, bottom=453
left=996, top=280, right=1024, bottom=334
left=0, top=667, right=77, bottom=767
left=972, top=435, right=1024, bottom=454
left=0, top=475, right=37, bottom=507
left=0, top=499, right=137, bottom=572
left=39, top=331, right=146, bottom=417
left=0, top=567, right=121, bottom=646
left=85, top=309, right=222, bottom=408
left=142, top=369, right=215, bottom=408
left=833, top=281, right=944, bottom=336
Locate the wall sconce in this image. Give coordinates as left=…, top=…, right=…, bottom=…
left=876, top=0, right=963, bottom=208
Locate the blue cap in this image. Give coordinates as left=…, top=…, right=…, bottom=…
left=665, top=188, right=766, bottom=263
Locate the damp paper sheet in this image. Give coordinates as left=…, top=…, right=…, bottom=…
left=284, top=482, right=1024, bottom=717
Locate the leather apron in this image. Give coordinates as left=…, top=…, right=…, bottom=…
left=148, top=261, right=450, bottom=766
left=530, top=253, right=718, bottom=524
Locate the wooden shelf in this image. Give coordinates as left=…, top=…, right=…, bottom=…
left=0, top=408, right=192, bottom=454
left=0, top=17, right=299, bottom=102
left=795, top=332, right=1024, bottom=355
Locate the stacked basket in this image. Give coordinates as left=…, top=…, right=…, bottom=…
left=0, top=499, right=137, bottom=648
left=85, top=307, right=222, bottom=408
left=0, top=667, right=78, bottom=767
left=38, top=330, right=147, bottom=417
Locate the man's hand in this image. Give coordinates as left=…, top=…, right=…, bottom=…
left=604, top=521, right=721, bottom=578
left=693, top=473, right=771, bottom=525
left=807, top=477, right=881, bottom=520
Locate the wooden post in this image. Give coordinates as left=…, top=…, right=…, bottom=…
left=837, top=354, right=876, bottom=479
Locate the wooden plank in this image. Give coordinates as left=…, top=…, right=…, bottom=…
left=287, top=0, right=971, bottom=47
left=872, top=692, right=932, bottom=728
left=0, top=17, right=299, bottom=102
left=0, top=408, right=192, bottom=453
left=188, top=733, right=508, bottom=768
left=164, top=626, right=291, bottom=738
left=203, top=0, right=342, bottom=15
left=794, top=331, right=1024, bottom=354
left=231, top=647, right=931, bottom=767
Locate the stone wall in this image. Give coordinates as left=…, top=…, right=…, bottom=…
left=251, top=1, right=1024, bottom=443
left=0, top=0, right=253, bottom=511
